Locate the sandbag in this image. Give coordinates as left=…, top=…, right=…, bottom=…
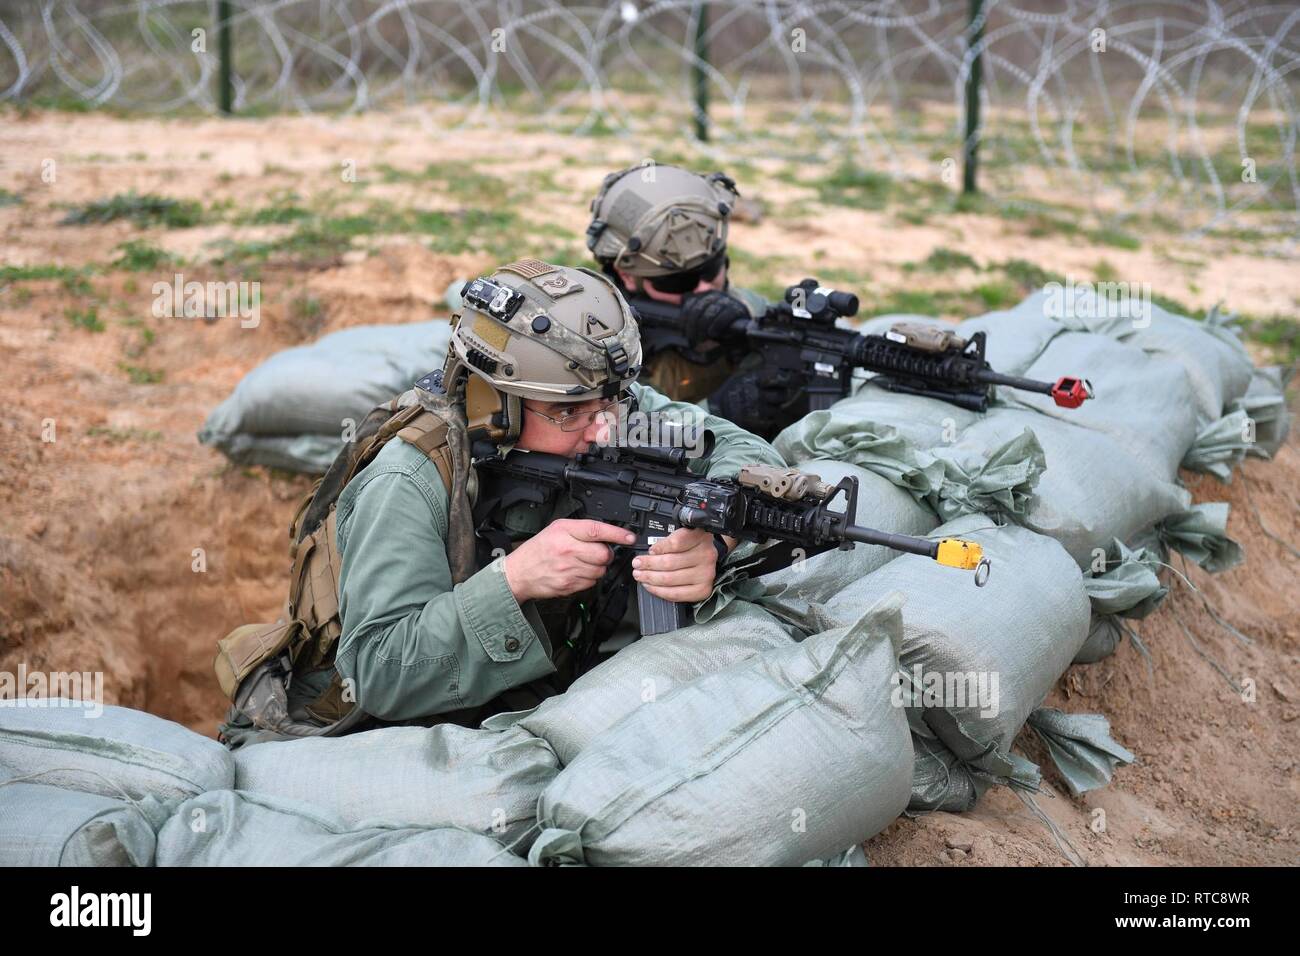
left=529, top=595, right=913, bottom=867
left=198, top=320, right=453, bottom=474
left=0, top=700, right=234, bottom=801
left=784, top=390, right=981, bottom=464
left=1009, top=331, right=1202, bottom=479
left=155, top=789, right=526, bottom=866
left=502, top=599, right=802, bottom=767
left=1120, top=304, right=1254, bottom=424
left=932, top=409, right=1194, bottom=567
left=0, top=781, right=160, bottom=866
left=232, top=723, right=557, bottom=851
left=956, top=291, right=1071, bottom=376
left=1231, top=365, right=1292, bottom=460
left=1026, top=708, right=1136, bottom=797
left=826, top=516, right=1090, bottom=795
left=907, top=723, right=983, bottom=813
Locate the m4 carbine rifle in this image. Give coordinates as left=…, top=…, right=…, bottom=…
left=630, top=278, right=1093, bottom=439
left=474, top=433, right=990, bottom=636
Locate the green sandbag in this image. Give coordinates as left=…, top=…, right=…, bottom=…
left=1009, top=331, right=1202, bottom=480
left=0, top=781, right=161, bottom=866
left=0, top=700, right=234, bottom=801
left=198, top=320, right=453, bottom=474
left=155, top=789, right=526, bottom=866
left=1231, top=365, right=1292, bottom=460
left=501, top=599, right=802, bottom=766
left=530, top=596, right=913, bottom=866
left=1027, top=708, right=1136, bottom=796
left=826, top=516, right=1090, bottom=796
left=938, top=410, right=1198, bottom=567
left=232, top=723, right=558, bottom=851
left=1122, top=304, right=1253, bottom=424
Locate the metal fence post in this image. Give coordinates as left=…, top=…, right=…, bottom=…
left=692, top=2, right=710, bottom=141
left=963, top=0, right=984, bottom=194
left=218, top=0, right=233, bottom=115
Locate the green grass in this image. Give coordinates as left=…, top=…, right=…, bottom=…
left=998, top=258, right=1066, bottom=292
left=1241, top=315, right=1300, bottom=365
left=113, top=240, right=172, bottom=272
left=213, top=201, right=522, bottom=268
left=86, top=425, right=163, bottom=443
left=62, top=192, right=202, bottom=228
left=0, top=188, right=22, bottom=207
left=285, top=294, right=326, bottom=340
left=120, top=317, right=157, bottom=357
left=972, top=280, right=1021, bottom=310
left=1088, top=226, right=1142, bottom=251
left=814, top=161, right=894, bottom=210
left=375, top=163, right=510, bottom=203
left=1, top=264, right=81, bottom=282
left=1094, top=260, right=1121, bottom=283
left=118, top=362, right=164, bottom=384
left=242, top=202, right=311, bottom=225
left=66, top=306, right=105, bottom=332
left=906, top=247, right=979, bottom=273
left=61, top=273, right=95, bottom=297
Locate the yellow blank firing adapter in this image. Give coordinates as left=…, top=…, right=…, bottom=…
left=935, top=538, right=992, bottom=587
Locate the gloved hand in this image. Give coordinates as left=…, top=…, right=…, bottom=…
left=708, top=368, right=802, bottom=441
left=678, top=291, right=751, bottom=345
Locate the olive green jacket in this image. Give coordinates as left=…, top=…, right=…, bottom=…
left=331, top=382, right=783, bottom=723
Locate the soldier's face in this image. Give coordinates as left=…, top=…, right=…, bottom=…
left=518, top=397, right=617, bottom=456
left=616, top=264, right=728, bottom=305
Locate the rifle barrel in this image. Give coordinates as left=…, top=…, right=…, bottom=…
left=973, top=367, right=1055, bottom=395
left=841, top=524, right=939, bottom=559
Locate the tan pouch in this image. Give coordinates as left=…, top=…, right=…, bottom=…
left=214, top=619, right=306, bottom=701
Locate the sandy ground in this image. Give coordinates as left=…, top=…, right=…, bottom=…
left=1, top=107, right=1297, bottom=866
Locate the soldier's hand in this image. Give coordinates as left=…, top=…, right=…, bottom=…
left=632, top=527, right=725, bottom=604
left=502, top=519, right=635, bottom=603
left=679, top=291, right=750, bottom=345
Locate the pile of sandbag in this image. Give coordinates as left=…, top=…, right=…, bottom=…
left=766, top=289, right=1288, bottom=807
left=198, top=320, right=453, bottom=473
left=0, top=701, right=532, bottom=866
left=6, top=289, right=1285, bottom=866
left=0, top=597, right=909, bottom=866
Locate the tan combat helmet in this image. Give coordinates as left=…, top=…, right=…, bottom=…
left=586, top=163, right=739, bottom=278
left=445, top=258, right=643, bottom=441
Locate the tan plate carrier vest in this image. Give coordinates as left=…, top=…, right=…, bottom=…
left=213, top=385, right=475, bottom=740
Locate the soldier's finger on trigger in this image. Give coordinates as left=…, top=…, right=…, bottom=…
left=576, top=520, right=637, bottom=545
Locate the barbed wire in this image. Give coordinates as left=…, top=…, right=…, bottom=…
left=0, top=1, right=1297, bottom=239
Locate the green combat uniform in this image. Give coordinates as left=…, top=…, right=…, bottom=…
left=330, top=381, right=781, bottom=724
left=215, top=258, right=782, bottom=749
